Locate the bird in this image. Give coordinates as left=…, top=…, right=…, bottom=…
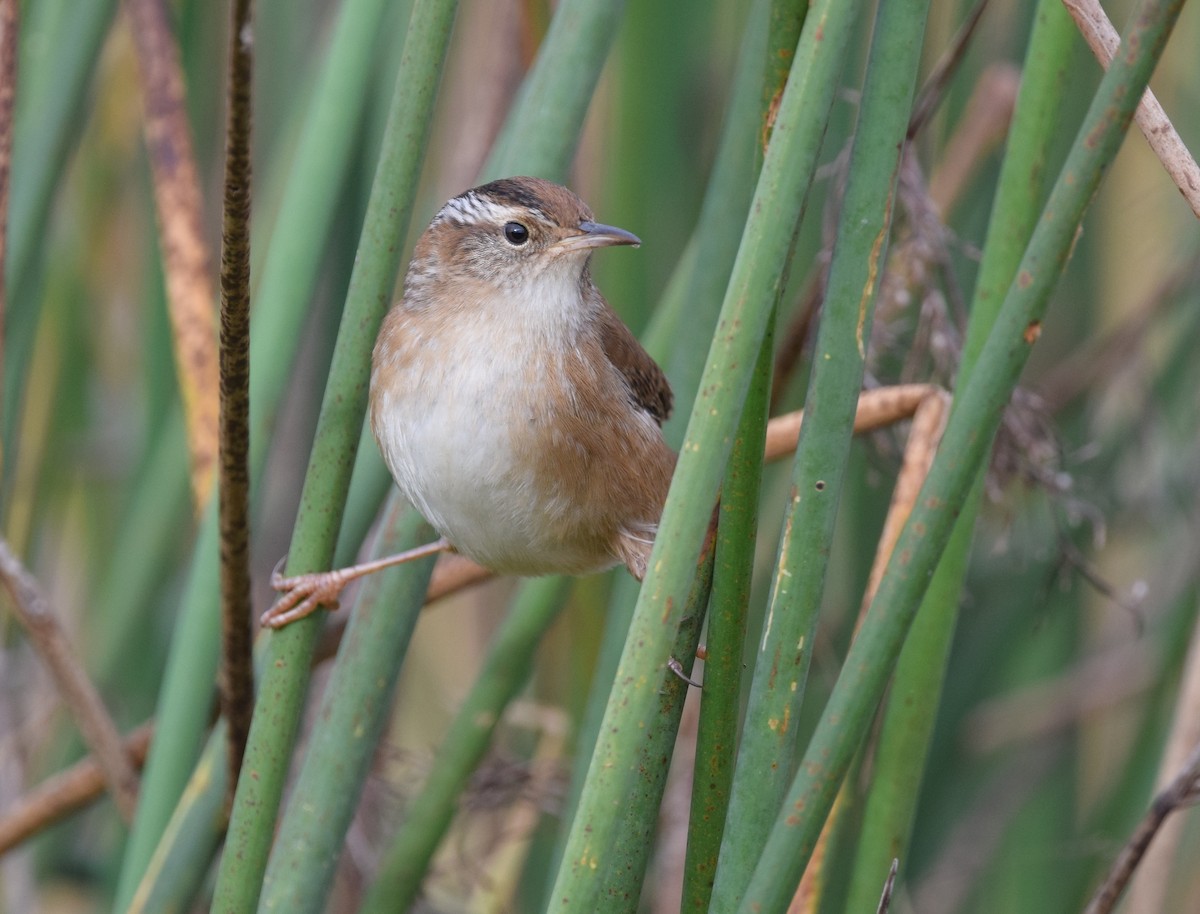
left=263, top=176, right=677, bottom=627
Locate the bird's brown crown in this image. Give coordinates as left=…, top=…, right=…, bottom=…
left=433, top=176, right=594, bottom=232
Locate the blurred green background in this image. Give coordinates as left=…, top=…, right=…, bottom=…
left=1, top=0, right=1198, bottom=911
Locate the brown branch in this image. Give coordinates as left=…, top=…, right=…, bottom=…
left=314, top=387, right=948, bottom=665
left=0, top=724, right=153, bottom=854
left=125, top=0, right=220, bottom=508
left=218, top=0, right=255, bottom=793
left=0, top=539, right=139, bottom=821
left=857, top=390, right=949, bottom=627
left=764, top=383, right=939, bottom=462
left=0, top=0, right=17, bottom=473
left=1084, top=739, right=1200, bottom=914
left=1062, top=0, right=1200, bottom=219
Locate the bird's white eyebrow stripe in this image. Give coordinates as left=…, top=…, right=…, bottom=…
left=433, top=191, right=545, bottom=227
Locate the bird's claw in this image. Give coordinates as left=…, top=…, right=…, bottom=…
left=261, top=568, right=349, bottom=629
left=667, top=656, right=702, bottom=689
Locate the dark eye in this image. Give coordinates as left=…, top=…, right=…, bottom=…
left=503, top=221, right=529, bottom=245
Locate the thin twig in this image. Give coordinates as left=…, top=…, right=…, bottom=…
left=0, top=539, right=139, bottom=820
left=1062, top=0, right=1200, bottom=218
left=764, top=383, right=939, bottom=461
left=0, top=0, right=17, bottom=470
left=218, top=0, right=255, bottom=792
left=125, top=0, right=220, bottom=507
left=1084, top=740, right=1200, bottom=914
left=0, top=724, right=153, bottom=854
left=876, top=859, right=899, bottom=914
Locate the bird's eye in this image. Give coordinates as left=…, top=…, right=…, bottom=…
left=503, top=221, right=529, bottom=246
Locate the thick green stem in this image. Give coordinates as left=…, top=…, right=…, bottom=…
left=547, top=0, right=867, bottom=906
left=842, top=1, right=1077, bottom=907
left=736, top=2, right=1186, bottom=909
left=712, top=0, right=932, bottom=903
left=258, top=506, right=436, bottom=913
left=114, top=0, right=402, bottom=903
left=359, top=578, right=567, bottom=912
left=211, top=1, right=458, bottom=907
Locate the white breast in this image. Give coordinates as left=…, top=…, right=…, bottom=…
left=370, top=277, right=618, bottom=575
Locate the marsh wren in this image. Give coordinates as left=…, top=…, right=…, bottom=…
left=263, top=177, right=676, bottom=626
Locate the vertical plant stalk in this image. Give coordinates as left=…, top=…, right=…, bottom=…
left=548, top=0, right=866, bottom=903
left=0, top=539, right=139, bottom=820
left=759, top=0, right=806, bottom=152
left=211, top=0, right=459, bottom=907
left=712, top=0, right=932, bottom=903
left=128, top=723, right=231, bottom=914
left=2, top=0, right=117, bottom=492
left=681, top=327, right=771, bottom=912
left=115, top=0, right=401, bottom=904
left=360, top=577, right=567, bottom=913
left=484, top=0, right=625, bottom=179
left=736, top=1, right=1186, bottom=910
left=0, top=0, right=14, bottom=461
left=126, top=0, right=221, bottom=508
left=844, top=2, right=1074, bottom=905
left=793, top=390, right=948, bottom=910
left=217, top=0, right=254, bottom=791
left=257, top=507, right=437, bottom=914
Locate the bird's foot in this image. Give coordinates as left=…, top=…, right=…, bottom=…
left=261, top=537, right=455, bottom=629
left=262, top=565, right=352, bottom=628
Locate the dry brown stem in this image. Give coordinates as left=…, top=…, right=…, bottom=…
left=125, top=0, right=220, bottom=507
left=0, top=724, right=153, bottom=853
left=1063, top=0, right=1200, bottom=218
left=1084, top=739, right=1200, bottom=914
left=857, top=390, right=950, bottom=626
left=764, top=383, right=937, bottom=462
left=0, top=539, right=139, bottom=821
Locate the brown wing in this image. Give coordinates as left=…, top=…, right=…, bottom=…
left=597, top=303, right=673, bottom=426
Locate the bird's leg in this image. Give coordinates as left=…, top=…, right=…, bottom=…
left=261, top=537, right=454, bottom=628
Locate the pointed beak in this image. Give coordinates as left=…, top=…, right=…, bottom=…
left=552, top=221, right=641, bottom=254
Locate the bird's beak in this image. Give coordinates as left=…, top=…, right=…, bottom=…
left=553, top=221, right=641, bottom=253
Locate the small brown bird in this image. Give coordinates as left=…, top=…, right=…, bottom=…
left=264, top=177, right=676, bottom=626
